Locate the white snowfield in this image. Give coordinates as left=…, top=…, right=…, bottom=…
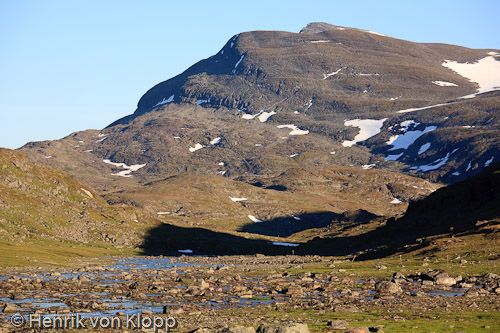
left=258, top=111, right=276, bottom=122
left=485, top=156, right=494, bottom=167
left=154, top=94, right=174, bottom=107
left=396, top=53, right=500, bottom=114
left=189, top=143, right=204, bottom=152
left=411, top=153, right=451, bottom=172
left=196, top=98, right=210, bottom=105
left=242, top=108, right=276, bottom=123
left=103, top=159, right=146, bottom=178
left=432, top=81, right=458, bottom=87
left=387, top=126, right=437, bottom=151
left=397, top=102, right=451, bottom=114
left=323, top=69, right=341, bottom=79
left=272, top=242, right=300, bottom=247
left=342, top=118, right=387, bottom=147
left=248, top=215, right=263, bottom=223
left=230, top=197, right=247, bottom=202
left=277, top=124, right=309, bottom=136
left=391, top=198, right=402, bottom=204
left=232, top=55, right=245, bottom=74
left=384, top=153, right=403, bottom=161
left=210, top=137, right=221, bottom=145
left=443, top=53, right=500, bottom=98
left=418, top=142, right=431, bottom=155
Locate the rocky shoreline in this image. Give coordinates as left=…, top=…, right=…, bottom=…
left=1, top=255, right=499, bottom=332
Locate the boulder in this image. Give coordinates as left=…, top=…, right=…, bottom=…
left=219, top=326, right=257, bottom=333
left=375, top=281, right=402, bottom=294
left=2, top=303, right=19, bottom=313
left=327, top=319, right=349, bottom=330
left=435, top=277, right=456, bottom=286
left=257, top=323, right=309, bottom=333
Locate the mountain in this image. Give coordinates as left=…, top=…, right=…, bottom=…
left=18, top=23, right=500, bottom=246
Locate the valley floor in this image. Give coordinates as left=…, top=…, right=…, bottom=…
left=0, top=254, right=499, bottom=332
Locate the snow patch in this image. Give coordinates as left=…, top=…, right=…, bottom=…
left=386, top=135, right=399, bottom=145
left=366, top=30, right=386, bottom=37
left=258, top=111, right=276, bottom=122
left=388, top=126, right=437, bottom=151
left=310, top=40, right=330, bottom=43
left=290, top=153, right=299, bottom=158
left=230, top=197, right=247, bottom=202
left=232, top=55, right=245, bottom=74
left=397, top=102, right=452, bottom=114
left=196, top=98, right=210, bottom=105
left=154, top=94, right=175, bottom=107
left=390, top=198, right=402, bottom=204
left=272, top=242, right=299, bottom=247
left=103, top=159, right=147, bottom=178
left=323, top=69, right=341, bottom=79
left=189, top=143, right=204, bottom=152
left=485, top=157, right=494, bottom=167
left=411, top=153, right=450, bottom=172
left=248, top=215, right=263, bottom=223
left=178, top=249, right=193, bottom=254
left=432, top=81, right=458, bottom=87
left=418, top=142, right=431, bottom=155
left=210, top=137, right=221, bottom=145
left=385, top=153, right=403, bottom=161
left=342, top=118, right=387, bottom=147
left=442, top=54, right=500, bottom=98
left=362, top=164, right=376, bottom=169
left=452, top=171, right=461, bottom=176
left=466, top=161, right=472, bottom=171
left=277, top=124, right=309, bottom=136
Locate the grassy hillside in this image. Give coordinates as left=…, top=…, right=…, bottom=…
left=0, top=148, right=152, bottom=266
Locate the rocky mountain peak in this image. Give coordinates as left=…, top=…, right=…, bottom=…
left=299, top=22, right=340, bottom=33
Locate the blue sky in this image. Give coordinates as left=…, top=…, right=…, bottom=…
left=1, top=0, right=499, bottom=149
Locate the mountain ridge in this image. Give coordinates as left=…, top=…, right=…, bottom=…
left=18, top=23, right=500, bottom=245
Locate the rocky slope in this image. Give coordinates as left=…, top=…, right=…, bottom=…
left=17, top=22, right=500, bottom=247
left=302, top=161, right=500, bottom=257
left=0, top=148, right=147, bottom=250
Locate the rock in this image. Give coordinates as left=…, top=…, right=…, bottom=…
left=192, top=328, right=215, bottom=333
left=334, top=306, right=359, bottom=313
left=346, top=327, right=369, bottom=333
left=199, top=279, right=210, bottom=289
left=465, top=289, right=479, bottom=297
left=327, top=319, right=349, bottom=330
left=2, top=303, right=19, bottom=313
left=375, top=281, right=402, bottom=294
left=435, top=277, right=456, bottom=286
left=257, top=323, right=309, bottom=333
left=219, top=326, right=257, bottom=333
left=483, top=273, right=499, bottom=280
